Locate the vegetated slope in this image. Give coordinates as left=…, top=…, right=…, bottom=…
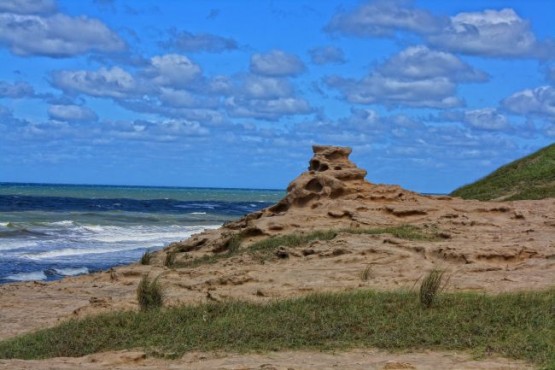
left=451, top=143, right=555, bottom=201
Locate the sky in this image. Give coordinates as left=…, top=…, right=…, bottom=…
left=0, top=0, right=554, bottom=193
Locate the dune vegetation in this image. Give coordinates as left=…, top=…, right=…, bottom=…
left=451, top=143, right=555, bottom=201
left=0, top=288, right=553, bottom=368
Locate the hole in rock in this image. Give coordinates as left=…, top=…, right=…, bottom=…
left=305, top=178, right=323, bottom=192
left=269, top=201, right=289, bottom=213
left=309, top=159, right=320, bottom=171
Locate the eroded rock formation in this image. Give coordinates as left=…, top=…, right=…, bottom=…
left=166, top=145, right=430, bottom=255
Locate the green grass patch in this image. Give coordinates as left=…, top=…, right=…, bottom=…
left=451, top=143, right=555, bottom=201
left=0, top=289, right=553, bottom=368
left=179, top=225, right=439, bottom=268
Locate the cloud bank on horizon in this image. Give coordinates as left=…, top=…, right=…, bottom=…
left=0, top=0, right=553, bottom=193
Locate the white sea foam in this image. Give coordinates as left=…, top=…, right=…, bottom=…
left=51, top=220, right=75, bottom=226
left=54, top=267, right=89, bottom=276
left=0, top=240, right=39, bottom=251
left=189, top=212, right=207, bottom=215
left=83, top=225, right=105, bottom=232
left=5, top=271, right=47, bottom=281
left=22, top=245, right=145, bottom=259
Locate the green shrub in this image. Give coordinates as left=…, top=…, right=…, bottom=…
left=137, top=275, right=164, bottom=311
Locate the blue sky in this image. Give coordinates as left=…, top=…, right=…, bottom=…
left=0, top=0, right=554, bottom=193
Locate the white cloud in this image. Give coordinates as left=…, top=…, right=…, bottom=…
left=325, top=46, right=489, bottom=108
left=158, top=88, right=219, bottom=109
left=309, top=46, right=345, bottom=65
left=326, top=0, right=444, bottom=37
left=326, top=2, right=554, bottom=60
left=250, top=50, right=305, bottom=77
left=464, top=108, right=508, bottom=130
left=52, top=67, right=137, bottom=98
left=427, top=8, right=555, bottom=59
left=502, top=86, right=555, bottom=120
left=0, top=0, right=56, bottom=15
left=242, top=76, right=293, bottom=99
left=0, top=13, right=126, bottom=57
left=48, top=104, right=98, bottom=122
left=0, top=81, right=35, bottom=98
left=377, top=45, right=488, bottom=82
left=164, top=30, right=237, bottom=53
left=327, top=74, right=462, bottom=108
left=144, top=54, right=202, bottom=87
left=225, top=96, right=312, bottom=120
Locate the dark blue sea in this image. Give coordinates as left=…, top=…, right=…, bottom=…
left=0, top=183, right=283, bottom=284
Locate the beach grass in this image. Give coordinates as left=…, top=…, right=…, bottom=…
left=136, top=275, right=164, bottom=311
left=419, top=269, right=446, bottom=308
left=140, top=251, right=152, bottom=265
left=0, top=289, right=553, bottom=368
left=180, top=225, right=439, bottom=268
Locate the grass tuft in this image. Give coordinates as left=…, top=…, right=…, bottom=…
left=360, top=265, right=372, bottom=281
left=140, top=251, right=152, bottom=265
left=136, top=275, right=164, bottom=311
left=419, top=269, right=446, bottom=308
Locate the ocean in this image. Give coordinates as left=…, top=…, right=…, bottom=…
left=0, top=183, right=283, bottom=284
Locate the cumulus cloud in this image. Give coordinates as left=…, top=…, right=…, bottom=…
left=325, top=46, right=488, bottom=108
left=502, top=86, right=555, bottom=120
left=51, top=53, right=312, bottom=122
left=158, top=88, right=219, bottom=109
left=250, top=50, right=305, bottom=77
left=326, top=2, right=554, bottom=59
left=52, top=54, right=204, bottom=100
left=0, top=0, right=56, bottom=15
left=427, top=8, right=555, bottom=59
left=52, top=67, right=138, bottom=98
left=225, top=96, right=312, bottom=120
left=0, top=81, right=35, bottom=98
left=0, top=13, right=126, bottom=57
left=309, top=46, right=345, bottom=65
left=164, top=30, right=237, bottom=53
left=463, top=108, right=509, bottom=130
left=326, top=0, right=445, bottom=37
left=327, top=74, right=461, bottom=108
left=242, top=75, right=293, bottom=99
left=143, top=54, right=202, bottom=87
left=47, top=104, right=98, bottom=122
left=102, top=119, right=210, bottom=142
left=376, top=45, right=488, bottom=82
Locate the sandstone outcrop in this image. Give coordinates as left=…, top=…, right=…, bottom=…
left=166, top=145, right=429, bottom=256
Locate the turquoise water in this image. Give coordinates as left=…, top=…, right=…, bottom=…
left=0, top=183, right=284, bottom=284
